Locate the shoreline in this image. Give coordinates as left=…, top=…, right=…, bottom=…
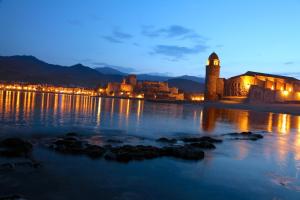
left=202, top=101, right=300, bottom=115
left=145, top=98, right=300, bottom=115
left=2, top=89, right=300, bottom=115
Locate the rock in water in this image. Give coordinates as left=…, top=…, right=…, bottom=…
left=188, top=142, right=216, bottom=149
left=181, top=136, right=222, bottom=143
left=105, top=145, right=161, bottom=162
left=156, top=137, right=177, bottom=143
left=0, top=194, right=27, bottom=200
left=225, top=132, right=264, bottom=141
left=106, top=139, right=123, bottom=144
left=84, top=145, right=105, bottom=158
left=0, top=138, right=33, bottom=157
left=161, top=145, right=205, bottom=160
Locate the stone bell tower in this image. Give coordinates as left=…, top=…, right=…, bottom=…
left=204, top=52, right=221, bottom=101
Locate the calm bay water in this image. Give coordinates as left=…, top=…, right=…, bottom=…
left=1, top=90, right=300, bottom=200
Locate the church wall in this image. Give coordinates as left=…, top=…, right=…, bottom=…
left=216, top=78, right=224, bottom=98
left=225, top=75, right=254, bottom=97
left=248, top=85, right=276, bottom=103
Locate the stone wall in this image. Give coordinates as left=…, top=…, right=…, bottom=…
left=248, top=85, right=276, bottom=103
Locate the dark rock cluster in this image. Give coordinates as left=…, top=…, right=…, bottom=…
left=0, top=194, right=27, bottom=200
left=224, top=131, right=264, bottom=141
left=0, top=138, right=33, bottom=158
left=50, top=134, right=106, bottom=159
left=48, top=134, right=227, bottom=162
left=0, top=132, right=264, bottom=164
left=180, top=136, right=223, bottom=143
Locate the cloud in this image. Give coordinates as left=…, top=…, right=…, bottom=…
left=142, top=25, right=206, bottom=41
left=68, top=19, right=83, bottom=27
left=102, top=28, right=133, bottom=44
left=151, top=44, right=208, bottom=60
left=102, top=36, right=123, bottom=43
left=113, top=30, right=133, bottom=39
left=284, top=61, right=294, bottom=65
left=93, top=62, right=136, bottom=73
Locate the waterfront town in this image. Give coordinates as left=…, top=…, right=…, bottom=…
left=0, top=76, right=193, bottom=101
left=1, top=52, right=300, bottom=104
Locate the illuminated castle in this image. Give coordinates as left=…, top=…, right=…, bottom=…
left=204, top=52, right=300, bottom=103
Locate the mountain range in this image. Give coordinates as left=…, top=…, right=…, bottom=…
left=0, top=55, right=204, bottom=92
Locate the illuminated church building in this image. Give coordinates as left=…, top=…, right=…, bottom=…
left=204, top=52, right=300, bottom=103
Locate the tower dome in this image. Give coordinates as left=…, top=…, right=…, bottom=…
left=208, top=52, right=219, bottom=60
left=207, top=52, right=220, bottom=66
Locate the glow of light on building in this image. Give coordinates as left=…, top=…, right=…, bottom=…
left=136, top=94, right=144, bottom=99
left=271, top=85, right=274, bottom=90
left=245, top=83, right=251, bottom=90
left=191, top=96, right=204, bottom=101
left=0, top=83, right=96, bottom=96
left=282, top=90, right=289, bottom=96
left=213, top=59, right=219, bottom=65
left=241, top=76, right=253, bottom=91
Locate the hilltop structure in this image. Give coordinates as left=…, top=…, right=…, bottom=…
left=105, top=74, right=184, bottom=100
left=204, top=52, right=300, bottom=103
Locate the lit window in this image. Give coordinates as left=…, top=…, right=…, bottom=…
left=213, top=59, right=219, bottom=65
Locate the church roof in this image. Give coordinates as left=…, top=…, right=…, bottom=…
left=229, top=71, right=299, bottom=82
left=208, top=52, right=219, bottom=60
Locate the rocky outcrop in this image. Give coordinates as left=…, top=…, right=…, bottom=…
left=224, top=132, right=264, bottom=141
left=181, top=136, right=222, bottom=143
left=156, top=137, right=177, bottom=143
left=0, top=194, right=27, bottom=200
left=0, top=138, right=33, bottom=157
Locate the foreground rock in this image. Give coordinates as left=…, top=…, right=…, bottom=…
left=51, top=136, right=106, bottom=158
left=181, top=136, right=222, bottom=143
left=0, top=161, right=42, bottom=172
left=0, top=194, right=27, bottom=200
left=105, top=145, right=205, bottom=162
left=160, top=145, right=205, bottom=160
left=225, top=132, right=264, bottom=141
left=104, top=145, right=161, bottom=162
left=106, top=139, right=123, bottom=144
left=187, top=142, right=216, bottom=149
left=49, top=134, right=205, bottom=162
left=0, top=138, right=33, bottom=157
left=156, top=137, right=177, bottom=143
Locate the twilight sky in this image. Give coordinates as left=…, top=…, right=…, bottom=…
left=0, top=0, right=299, bottom=78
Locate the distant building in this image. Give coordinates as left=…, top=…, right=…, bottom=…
left=106, top=82, right=120, bottom=95
left=204, top=52, right=300, bottom=103
left=103, top=75, right=184, bottom=100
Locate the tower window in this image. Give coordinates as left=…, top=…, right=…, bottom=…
left=213, top=60, right=219, bottom=65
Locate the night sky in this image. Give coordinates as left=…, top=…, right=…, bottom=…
left=0, top=0, right=299, bottom=78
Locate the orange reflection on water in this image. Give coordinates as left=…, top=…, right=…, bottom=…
left=97, top=98, right=102, bottom=126
left=200, top=106, right=298, bottom=135
left=277, top=114, right=291, bottom=134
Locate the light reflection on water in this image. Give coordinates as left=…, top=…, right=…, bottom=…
left=1, top=90, right=300, bottom=198
left=1, top=90, right=300, bottom=137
